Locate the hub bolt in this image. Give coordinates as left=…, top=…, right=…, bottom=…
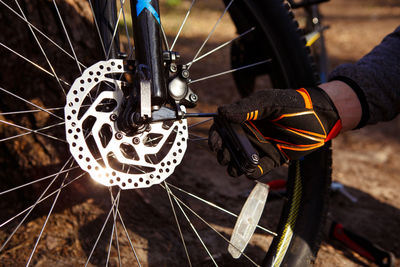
left=189, top=93, right=198, bottom=103
left=181, top=70, right=190, bottom=79
left=170, top=63, right=178, bottom=73
left=110, top=114, right=118, bottom=121
left=133, top=137, right=140, bottom=145
left=115, top=132, right=123, bottom=140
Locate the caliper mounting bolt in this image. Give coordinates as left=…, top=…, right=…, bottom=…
left=181, top=70, right=190, bottom=79
left=115, top=132, right=123, bottom=140
left=170, top=63, right=178, bottom=73
left=110, top=114, right=118, bottom=121
left=189, top=93, right=198, bottom=102
left=133, top=137, right=140, bottom=145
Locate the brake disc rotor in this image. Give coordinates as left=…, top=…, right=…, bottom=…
left=65, top=59, right=188, bottom=189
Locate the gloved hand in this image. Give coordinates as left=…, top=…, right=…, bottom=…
left=209, top=87, right=342, bottom=179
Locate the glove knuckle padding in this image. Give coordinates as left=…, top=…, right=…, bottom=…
left=244, top=87, right=341, bottom=161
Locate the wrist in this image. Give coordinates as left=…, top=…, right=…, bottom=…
left=318, top=80, right=363, bottom=132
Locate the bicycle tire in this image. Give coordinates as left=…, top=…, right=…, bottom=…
left=226, top=0, right=331, bottom=266
left=0, top=0, right=331, bottom=266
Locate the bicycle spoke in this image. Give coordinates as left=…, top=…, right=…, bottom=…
left=0, top=157, right=73, bottom=252
left=189, top=59, right=271, bottom=84
left=0, top=42, right=70, bottom=87
left=0, top=171, right=85, bottom=230
left=88, top=0, right=107, bottom=57
left=188, top=27, right=255, bottom=65
left=188, top=133, right=208, bottom=142
left=188, top=137, right=208, bottom=142
left=188, top=118, right=213, bottom=129
left=0, top=107, right=64, bottom=116
left=188, top=0, right=234, bottom=70
left=0, top=121, right=65, bottom=143
left=106, top=4, right=124, bottom=60
left=0, top=119, right=66, bottom=143
left=117, top=211, right=142, bottom=266
left=163, top=185, right=218, bottom=266
left=106, top=188, right=122, bottom=267
left=119, top=0, right=134, bottom=57
left=14, top=0, right=67, bottom=96
left=85, top=189, right=121, bottom=267
left=52, top=0, right=82, bottom=74
left=161, top=25, right=170, bottom=51
left=164, top=185, right=259, bottom=266
left=166, top=182, right=277, bottom=236
left=170, top=0, right=197, bottom=51
left=0, top=87, right=64, bottom=120
left=164, top=182, right=192, bottom=267
left=26, top=160, right=74, bottom=266
left=0, top=165, right=80, bottom=196
left=0, top=0, right=87, bottom=70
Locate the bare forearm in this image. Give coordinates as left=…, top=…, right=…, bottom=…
left=319, top=80, right=362, bottom=132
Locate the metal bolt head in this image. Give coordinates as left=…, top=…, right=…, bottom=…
left=251, top=153, right=259, bottom=163
left=181, top=70, right=190, bottom=78
left=115, top=132, right=123, bottom=140
left=133, top=137, right=140, bottom=145
left=110, top=114, right=117, bottom=121
left=170, top=64, right=178, bottom=73
left=118, top=52, right=128, bottom=59
left=189, top=93, right=198, bottom=103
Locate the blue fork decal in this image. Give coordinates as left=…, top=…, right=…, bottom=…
left=136, top=0, right=160, bottom=24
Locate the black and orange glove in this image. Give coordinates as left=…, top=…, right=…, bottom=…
left=209, top=87, right=342, bottom=179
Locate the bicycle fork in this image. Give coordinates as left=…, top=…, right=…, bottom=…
left=117, top=0, right=199, bottom=133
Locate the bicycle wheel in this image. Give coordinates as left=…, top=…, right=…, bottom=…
left=0, top=0, right=330, bottom=266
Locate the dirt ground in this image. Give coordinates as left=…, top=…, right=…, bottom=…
left=0, top=0, right=399, bottom=266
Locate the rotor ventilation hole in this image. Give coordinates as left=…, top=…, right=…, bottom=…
left=143, top=133, right=163, bottom=147
left=99, top=124, right=113, bottom=148
left=120, top=143, right=139, bottom=160
left=95, top=99, right=117, bottom=112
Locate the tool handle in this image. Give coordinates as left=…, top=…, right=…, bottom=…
left=214, top=116, right=259, bottom=175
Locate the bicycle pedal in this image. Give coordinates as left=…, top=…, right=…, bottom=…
left=229, top=182, right=269, bottom=258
